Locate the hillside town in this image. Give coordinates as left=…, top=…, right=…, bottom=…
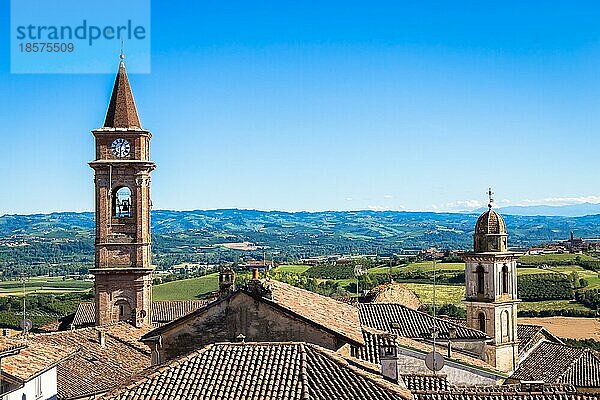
left=0, top=57, right=598, bottom=400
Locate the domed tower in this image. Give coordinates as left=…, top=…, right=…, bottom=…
left=462, top=189, right=519, bottom=373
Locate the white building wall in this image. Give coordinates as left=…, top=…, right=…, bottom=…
left=1, top=367, right=57, bottom=400
left=396, top=347, right=503, bottom=386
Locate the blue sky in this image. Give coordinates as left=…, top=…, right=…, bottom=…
left=2, top=1, right=600, bottom=214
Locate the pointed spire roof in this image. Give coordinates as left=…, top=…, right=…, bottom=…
left=103, top=58, right=141, bottom=129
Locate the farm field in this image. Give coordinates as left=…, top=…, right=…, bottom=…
left=0, top=277, right=92, bottom=296
left=402, top=283, right=464, bottom=306
left=518, top=300, right=592, bottom=312
left=152, top=273, right=219, bottom=300
left=519, top=316, right=600, bottom=340
left=271, top=264, right=311, bottom=274
left=519, top=253, right=598, bottom=265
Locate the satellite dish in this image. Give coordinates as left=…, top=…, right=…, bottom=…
left=20, top=319, right=32, bottom=332
left=354, top=265, right=366, bottom=277
left=425, top=351, right=444, bottom=372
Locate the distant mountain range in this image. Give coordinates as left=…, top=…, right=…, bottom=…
left=2, top=208, right=600, bottom=248
left=489, top=203, right=600, bottom=217
left=470, top=202, right=600, bottom=217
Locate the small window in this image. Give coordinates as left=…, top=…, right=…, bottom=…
left=476, top=265, right=485, bottom=295
left=478, top=312, right=486, bottom=333
left=35, top=375, right=42, bottom=397
left=502, top=265, right=509, bottom=294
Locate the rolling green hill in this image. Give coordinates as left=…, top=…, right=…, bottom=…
left=2, top=209, right=600, bottom=277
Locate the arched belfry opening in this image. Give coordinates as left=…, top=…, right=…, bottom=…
left=113, top=299, right=133, bottom=322
left=502, top=265, right=509, bottom=294
left=113, top=186, right=132, bottom=218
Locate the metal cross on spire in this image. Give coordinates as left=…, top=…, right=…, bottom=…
left=120, top=40, right=125, bottom=60
left=487, top=188, right=494, bottom=209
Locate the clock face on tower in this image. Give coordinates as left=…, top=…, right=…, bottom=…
left=111, top=138, right=131, bottom=158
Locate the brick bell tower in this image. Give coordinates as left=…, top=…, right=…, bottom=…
left=462, top=189, right=519, bottom=373
left=89, top=55, right=155, bottom=327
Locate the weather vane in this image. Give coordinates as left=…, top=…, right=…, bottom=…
left=487, top=188, right=494, bottom=209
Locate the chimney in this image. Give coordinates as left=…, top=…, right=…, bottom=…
left=98, top=330, right=106, bottom=347
left=379, top=339, right=403, bottom=385
left=447, top=326, right=457, bottom=358
left=252, top=268, right=259, bottom=280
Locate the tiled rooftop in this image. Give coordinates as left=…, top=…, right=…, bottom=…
left=511, top=341, right=600, bottom=388
left=358, top=303, right=487, bottom=340
left=0, top=339, right=76, bottom=382
left=29, top=323, right=152, bottom=399
left=517, top=324, right=562, bottom=357
left=260, top=280, right=364, bottom=345
left=71, top=300, right=210, bottom=328
left=353, top=328, right=503, bottom=376
left=100, top=342, right=412, bottom=400
left=412, top=383, right=596, bottom=400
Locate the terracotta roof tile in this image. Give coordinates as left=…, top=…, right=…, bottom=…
left=359, top=303, right=487, bottom=340
left=517, top=324, right=562, bottom=357
left=353, top=328, right=504, bottom=376
left=29, top=323, right=152, bottom=399
left=99, top=342, right=412, bottom=400
left=71, top=300, right=210, bottom=328
left=512, top=341, right=600, bottom=388
left=0, top=339, right=76, bottom=382
left=261, top=280, right=364, bottom=345
left=412, top=383, right=596, bottom=400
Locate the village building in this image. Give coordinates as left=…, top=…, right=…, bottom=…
left=140, top=277, right=365, bottom=364
left=0, top=338, right=76, bottom=400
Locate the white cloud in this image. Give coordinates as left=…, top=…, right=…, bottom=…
left=427, top=195, right=600, bottom=213
left=516, top=196, right=600, bottom=206
left=383, top=194, right=393, bottom=199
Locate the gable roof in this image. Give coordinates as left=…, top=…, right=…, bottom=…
left=262, top=280, right=364, bottom=345
left=143, top=280, right=365, bottom=346
left=103, top=60, right=141, bottom=129
left=71, top=300, right=210, bottom=329
left=511, top=341, right=600, bottom=388
left=359, top=303, right=487, bottom=340
left=0, top=340, right=77, bottom=383
left=99, top=342, right=412, bottom=400
left=29, top=323, right=152, bottom=399
left=517, top=324, right=563, bottom=357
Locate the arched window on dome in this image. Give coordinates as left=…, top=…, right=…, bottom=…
left=502, top=265, right=509, bottom=294
left=476, top=265, right=485, bottom=295
left=478, top=312, right=486, bottom=333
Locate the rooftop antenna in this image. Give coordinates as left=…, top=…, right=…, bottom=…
left=487, top=188, right=494, bottom=209
left=425, top=259, right=444, bottom=374
left=20, top=273, right=32, bottom=340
